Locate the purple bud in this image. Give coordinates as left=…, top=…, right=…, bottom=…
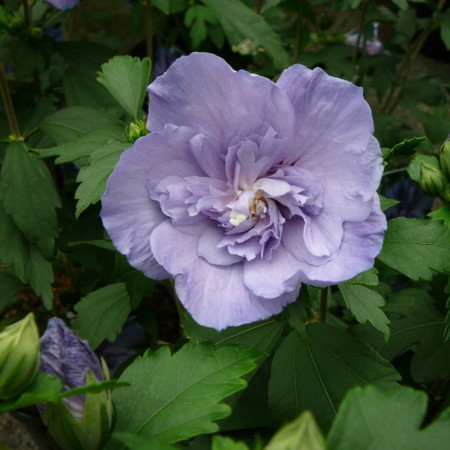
left=40, top=318, right=104, bottom=420
left=44, top=0, right=80, bottom=10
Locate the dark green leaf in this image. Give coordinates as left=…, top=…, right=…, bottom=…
left=113, top=432, right=176, bottom=450
left=381, top=136, right=426, bottom=164
left=0, top=142, right=60, bottom=245
left=0, top=272, right=23, bottom=312
left=97, top=56, right=151, bottom=119
left=111, top=344, right=263, bottom=446
left=377, top=218, right=450, bottom=280
left=438, top=9, right=450, bottom=49
left=391, top=0, right=408, bottom=10
left=268, top=324, right=399, bottom=431
left=200, top=0, right=290, bottom=70
left=75, top=141, right=129, bottom=217
left=73, top=283, right=131, bottom=350
left=379, top=195, right=400, bottom=212
left=327, top=385, right=450, bottom=449
left=339, top=270, right=390, bottom=340
left=40, top=107, right=122, bottom=146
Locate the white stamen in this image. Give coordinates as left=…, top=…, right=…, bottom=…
left=229, top=211, right=247, bottom=226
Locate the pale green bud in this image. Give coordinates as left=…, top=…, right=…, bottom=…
left=418, top=162, right=446, bottom=197
left=125, top=120, right=147, bottom=143
left=44, top=363, right=114, bottom=450
left=0, top=313, right=40, bottom=400
left=439, top=139, right=450, bottom=179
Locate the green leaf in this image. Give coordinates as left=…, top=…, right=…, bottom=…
left=379, top=195, right=400, bottom=212
left=59, top=379, right=129, bottom=399
left=339, top=271, right=390, bottom=340
left=407, top=153, right=440, bottom=181
left=350, top=288, right=449, bottom=383
left=212, top=436, right=250, bottom=450
left=391, top=0, right=408, bottom=10
left=381, top=136, right=426, bottom=164
left=0, top=142, right=60, bottom=246
left=185, top=5, right=217, bottom=48
left=377, top=218, right=450, bottom=280
left=327, top=385, right=450, bottom=449
left=152, top=0, right=171, bottom=14
left=38, top=129, right=124, bottom=164
left=429, top=207, right=450, bottom=227
left=113, top=432, right=176, bottom=450
left=438, top=9, right=450, bottom=50
left=40, top=106, right=122, bottom=145
left=0, top=204, right=54, bottom=309
left=0, top=272, right=23, bottom=312
left=115, top=254, right=154, bottom=310
left=74, top=141, right=129, bottom=217
left=0, top=374, right=63, bottom=414
left=97, top=56, right=151, bottom=119
left=110, top=343, right=263, bottom=446
left=72, top=283, right=131, bottom=350
left=266, top=411, right=325, bottom=450
left=200, top=0, right=290, bottom=70
left=268, top=324, right=399, bottom=431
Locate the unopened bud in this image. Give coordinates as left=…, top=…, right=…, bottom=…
left=125, top=120, right=147, bottom=143
left=0, top=313, right=40, bottom=400
left=439, top=139, right=450, bottom=179
left=418, top=162, right=446, bottom=197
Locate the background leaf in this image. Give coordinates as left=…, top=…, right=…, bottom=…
left=268, top=324, right=400, bottom=431
left=327, top=385, right=450, bottom=449
left=97, top=56, right=151, bottom=119
left=110, top=343, right=263, bottom=446
left=377, top=218, right=450, bottom=280
left=72, top=283, right=131, bottom=349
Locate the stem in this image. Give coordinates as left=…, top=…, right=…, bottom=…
left=145, top=0, right=153, bottom=82
left=382, top=167, right=408, bottom=177
left=380, top=0, right=446, bottom=114
left=352, top=0, right=368, bottom=64
left=22, top=0, right=32, bottom=29
left=318, top=288, right=328, bottom=323
left=0, top=63, right=22, bottom=139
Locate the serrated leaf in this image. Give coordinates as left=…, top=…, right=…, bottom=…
left=339, top=271, right=390, bottom=340
left=75, top=141, right=129, bottom=217
left=350, top=288, right=449, bottom=383
left=377, top=218, right=450, bottom=280
left=327, top=385, right=450, bottom=449
left=381, top=136, right=426, bottom=164
left=40, top=106, right=122, bottom=145
left=39, top=129, right=124, bottom=164
left=265, top=411, right=325, bottom=450
left=97, top=56, right=151, bottom=119
left=200, top=0, right=290, bottom=70
left=0, top=272, right=24, bottom=312
left=110, top=343, right=263, bottom=446
left=72, top=283, right=131, bottom=350
left=0, top=142, right=60, bottom=246
left=268, top=325, right=399, bottom=431
left=0, top=204, right=54, bottom=308
left=429, top=207, right=450, bottom=227
left=379, top=195, right=400, bottom=212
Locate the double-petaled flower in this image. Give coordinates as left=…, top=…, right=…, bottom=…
left=101, top=53, right=386, bottom=330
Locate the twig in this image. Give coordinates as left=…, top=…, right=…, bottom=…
left=0, top=63, right=22, bottom=139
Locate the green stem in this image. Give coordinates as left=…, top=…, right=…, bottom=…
left=0, top=63, right=22, bottom=139
left=352, top=0, right=368, bottom=64
left=22, top=0, right=32, bottom=29
left=318, top=288, right=328, bottom=323
left=145, top=0, right=153, bottom=82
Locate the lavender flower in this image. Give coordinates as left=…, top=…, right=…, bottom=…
left=101, top=53, right=386, bottom=330
left=40, top=318, right=104, bottom=421
left=45, top=0, right=80, bottom=10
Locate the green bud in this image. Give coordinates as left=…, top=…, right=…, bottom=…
left=0, top=313, right=40, bottom=400
left=439, top=139, right=450, bottom=179
left=418, top=162, right=446, bottom=197
left=44, top=363, right=114, bottom=450
left=125, top=120, right=147, bottom=143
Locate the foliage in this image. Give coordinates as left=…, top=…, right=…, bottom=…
left=0, top=0, right=449, bottom=448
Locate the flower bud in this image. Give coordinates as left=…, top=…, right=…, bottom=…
left=125, top=120, right=147, bottom=143
left=418, top=162, right=446, bottom=197
left=40, top=318, right=113, bottom=450
left=439, top=139, right=450, bottom=179
left=0, top=313, right=40, bottom=400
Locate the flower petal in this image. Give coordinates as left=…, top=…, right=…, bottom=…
left=198, top=226, right=242, bottom=265
left=148, top=52, right=295, bottom=163
left=277, top=65, right=382, bottom=223
left=150, top=221, right=296, bottom=330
